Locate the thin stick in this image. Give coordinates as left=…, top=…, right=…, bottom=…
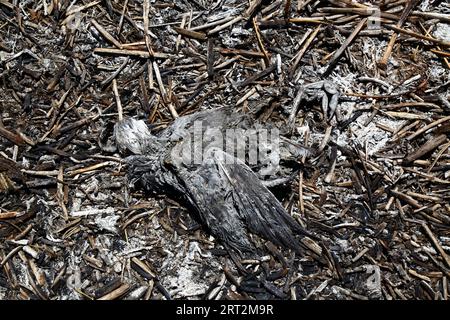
left=153, top=61, right=178, bottom=118
left=243, top=0, right=263, bottom=18
left=147, top=61, right=154, bottom=90
left=21, top=169, right=59, bottom=176
left=57, top=166, right=68, bottom=220
left=91, top=19, right=122, bottom=48
left=299, top=171, right=304, bottom=215
left=66, top=0, right=100, bottom=16
left=191, top=16, right=234, bottom=31
left=430, top=49, right=450, bottom=58
left=420, top=22, right=450, bottom=69
left=208, top=16, right=243, bottom=35
left=412, top=10, right=450, bottom=23
left=143, top=0, right=154, bottom=55
left=112, top=79, right=123, bottom=121
left=0, top=211, right=23, bottom=219
left=152, top=61, right=166, bottom=99
left=97, top=283, right=130, bottom=300
left=323, top=18, right=367, bottom=76
left=117, top=0, right=129, bottom=34
left=288, top=17, right=326, bottom=23
left=173, top=26, right=207, bottom=41
left=379, top=0, right=420, bottom=68
left=0, top=123, right=26, bottom=145
left=406, top=115, right=450, bottom=141
left=93, top=47, right=169, bottom=59
left=259, top=18, right=325, bottom=27
left=422, top=223, right=450, bottom=269
left=427, top=141, right=450, bottom=173
left=385, top=24, right=450, bottom=47
left=101, top=57, right=129, bottom=87
left=238, top=64, right=276, bottom=88
left=219, top=48, right=266, bottom=58
left=252, top=17, right=270, bottom=67
left=290, top=25, right=321, bottom=81
left=403, top=134, right=447, bottom=165
left=67, top=162, right=115, bottom=177
left=0, top=247, right=22, bottom=266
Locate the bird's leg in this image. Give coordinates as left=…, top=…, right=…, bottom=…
left=323, top=81, right=340, bottom=121
left=328, top=92, right=340, bottom=121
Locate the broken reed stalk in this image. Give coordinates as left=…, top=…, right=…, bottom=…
left=385, top=24, right=450, bottom=47
left=403, top=134, right=447, bottom=165
left=151, top=61, right=178, bottom=119
left=208, top=16, right=243, bottom=35
left=93, top=47, right=169, bottom=59
left=430, top=49, right=450, bottom=58
left=422, top=223, right=450, bottom=269
left=97, top=283, right=130, bottom=300
left=117, top=0, right=129, bottom=33
left=0, top=123, right=26, bottom=146
left=290, top=25, right=321, bottom=81
left=299, top=171, right=304, bottom=215
left=406, top=116, right=450, bottom=141
left=420, top=23, right=450, bottom=69
left=378, top=0, right=420, bottom=68
left=323, top=18, right=367, bottom=76
left=252, top=17, right=270, bottom=67
left=112, top=79, right=123, bottom=121
left=173, top=26, right=207, bottom=41
left=143, top=0, right=155, bottom=57
left=238, top=64, right=276, bottom=88
left=90, top=19, right=122, bottom=48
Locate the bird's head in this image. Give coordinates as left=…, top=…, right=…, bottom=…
left=114, top=118, right=161, bottom=155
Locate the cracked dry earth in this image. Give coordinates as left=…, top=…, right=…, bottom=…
left=1, top=0, right=450, bottom=300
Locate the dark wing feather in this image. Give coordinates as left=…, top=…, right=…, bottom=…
left=174, top=147, right=308, bottom=254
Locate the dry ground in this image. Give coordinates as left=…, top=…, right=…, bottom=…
left=0, top=0, right=449, bottom=300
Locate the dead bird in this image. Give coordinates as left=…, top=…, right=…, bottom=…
left=114, top=107, right=314, bottom=255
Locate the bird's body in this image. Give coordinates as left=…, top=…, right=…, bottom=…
left=115, top=108, right=312, bottom=255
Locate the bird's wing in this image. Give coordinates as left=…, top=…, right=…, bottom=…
left=174, top=147, right=309, bottom=254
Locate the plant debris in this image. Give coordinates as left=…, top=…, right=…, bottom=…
left=1, top=0, right=450, bottom=300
